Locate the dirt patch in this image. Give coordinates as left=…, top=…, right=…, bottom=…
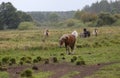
left=5, top=62, right=120, bottom=78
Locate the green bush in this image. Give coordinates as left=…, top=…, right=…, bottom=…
left=33, top=59, right=38, bottom=63
left=44, top=59, right=49, bottom=64
left=20, top=56, right=32, bottom=64
left=76, top=60, right=85, bottom=65
left=52, top=57, right=58, bottom=63
left=9, top=58, right=16, bottom=64
left=19, top=61, right=24, bottom=65
left=76, top=56, right=85, bottom=65
left=21, top=69, right=33, bottom=77
left=36, top=56, right=41, bottom=61
left=112, top=19, right=120, bottom=26
left=1, top=57, right=10, bottom=65
left=65, top=19, right=78, bottom=27
left=18, top=22, right=36, bottom=30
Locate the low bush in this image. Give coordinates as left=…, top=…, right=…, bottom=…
left=21, top=69, right=33, bottom=77
left=52, top=57, right=58, bottom=63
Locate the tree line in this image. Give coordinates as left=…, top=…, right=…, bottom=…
left=83, top=0, right=120, bottom=13
left=27, top=0, right=120, bottom=27
left=0, top=1, right=120, bottom=30
left=0, top=2, right=33, bottom=30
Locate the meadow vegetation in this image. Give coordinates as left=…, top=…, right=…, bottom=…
left=0, top=26, right=120, bottom=78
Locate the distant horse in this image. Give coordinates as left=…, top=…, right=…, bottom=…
left=80, top=28, right=91, bottom=38
left=59, top=31, right=78, bottom=54
left=92, top=28, right=98, bottom=36
left=42, top=28, right=49, bottom=42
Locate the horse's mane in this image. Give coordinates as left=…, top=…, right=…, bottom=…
left=59, top=34, right=69, bottom=40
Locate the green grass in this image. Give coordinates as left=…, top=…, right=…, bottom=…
left=60, top=71, right=79, bottom=78
left=33, top=71, right=53, bottom=78
left=0, top=72, right=9, bottom=78
left=0, top=26, right=120, bottom=78
left=85, top=63, right=120, bottom=78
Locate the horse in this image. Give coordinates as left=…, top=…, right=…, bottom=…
left=80, top=28, right=91, bottom=38
left=42, top=28, right=49, bottom=42
left=92, top=28, right=98, bottom=36
left=59, top=31, right=78, bottom=54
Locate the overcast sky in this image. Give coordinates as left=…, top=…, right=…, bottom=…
left=0, top=0, right=115, bottom=12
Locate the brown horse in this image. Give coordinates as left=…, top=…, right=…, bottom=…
left=59, top=34, right=76, bottom=54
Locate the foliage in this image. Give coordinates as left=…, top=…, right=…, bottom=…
left=96, top=12, right=116, bottom=26
left=48, top=13, right=59, bottom=22
left=0, top=72, right=9, bottom=78
left=65, top=19, right=79, bottom=27
left=83, top=0, right=120, bottom=13
left=21, top=69, right=33, bottom=77
left=18, top=22, right=36, bottom=30
left=0, top=2, right=33, bottom=30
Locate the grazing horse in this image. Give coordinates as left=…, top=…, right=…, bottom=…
left=59, top=31, right=78, bottom=54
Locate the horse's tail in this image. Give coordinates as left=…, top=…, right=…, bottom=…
left=72, top=30, right=78, bottom=38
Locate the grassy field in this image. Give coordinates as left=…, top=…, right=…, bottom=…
left=0, top=26, right=120, bottom=78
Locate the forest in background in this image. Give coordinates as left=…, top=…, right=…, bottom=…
left=27, top=0, right=120, bottom=28
left=0, top=0, right=120, bottom=30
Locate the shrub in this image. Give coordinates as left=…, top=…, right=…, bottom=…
left=36, top=56, right=41, bottom=61
left=71, top=58, right=74, bottom=63
left=9, top=58, right=16, bottom=64
left=73, top=56, right=77, bottom=61
left=20, top=56, right=32, bottom=64
left=20, top=57, right=26, bottom=62
left=33, top=59, right=38, bottom=63
left=76, top=60, right=85, bottom=65
left=21, top=69, right=33, bottom=77
left=44, top=59, right=49, bottom=64
left=71, top=56, right=78, bottom=63
left=76, top=56, right=86, bottom=65
left=19, top=61, right=24, bottom=65
left=52, top=57, right=58, bottom=63
left=60, top=53, right=64, bottom=56
left=32, top=65, right=38, bottom=70
left=62, top=57, right=65, bottom=60
left=65, top=19, right=78, bottom=27
left=18, top=22, right=36, bottom=30
left=1, top=57, right=10, bottom=65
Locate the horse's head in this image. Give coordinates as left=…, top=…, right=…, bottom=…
left=59, top=34, right=68, bottom=48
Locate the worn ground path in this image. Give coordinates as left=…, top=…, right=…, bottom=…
left=6, top=61, right=120, bottom=78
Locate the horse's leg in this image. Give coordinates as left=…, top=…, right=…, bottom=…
left=65, top=46, right=69, bottom=54
left=66, top=46, right=70, bottom=54
left=68, top=47, right=71, bottom=55
left=71, top=43, right=75, bottom=54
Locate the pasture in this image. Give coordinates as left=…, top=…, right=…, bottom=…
left=0, top=26, right=120, bottom=78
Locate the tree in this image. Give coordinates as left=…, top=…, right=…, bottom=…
left=48, top=13, right=59, bottom=22
left=0, top=2, right=33, bottom=30
left=17, top=11, right=33, bottom=22
left=0, top=2, right=20, bottom=29
left=96, top=12, right=116, bottom=26
left=74, top=10, right=83, bottom=20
